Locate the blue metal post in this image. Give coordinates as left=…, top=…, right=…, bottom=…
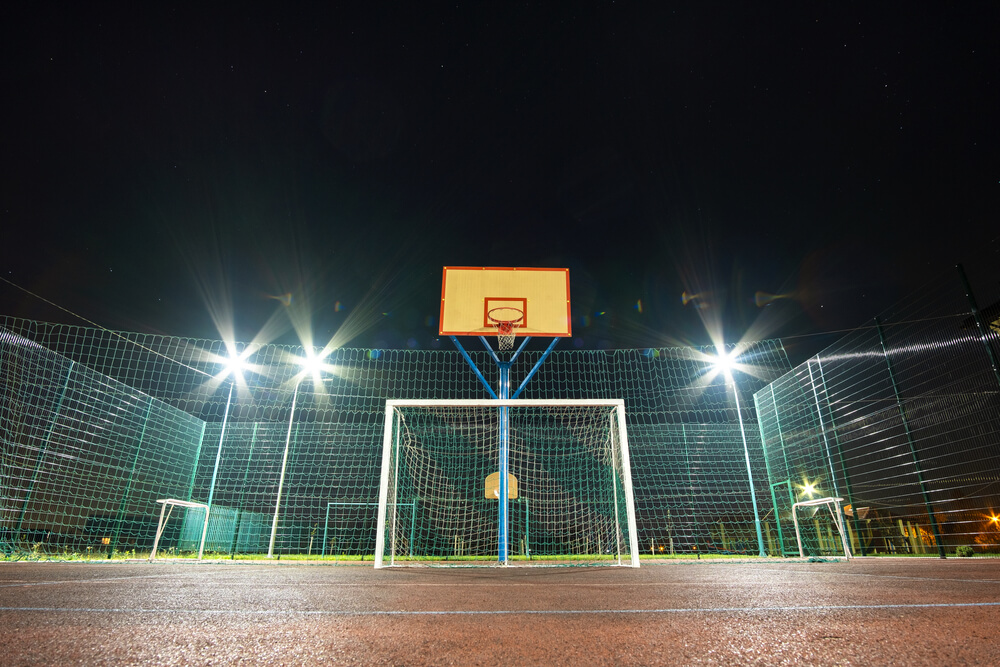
left=449, top=336, right=498, bottom=398
left=447, top=333, right=561, bottom=564
left=511, top=337, right=560, bottom=398
left=498, top=361, right=510, bottom=564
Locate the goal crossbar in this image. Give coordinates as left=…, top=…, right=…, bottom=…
left=148, top=498, right=210, bottom=561
left=375, top=399, right=639, bottom=568
left=791, top=496, right=853, bottom=559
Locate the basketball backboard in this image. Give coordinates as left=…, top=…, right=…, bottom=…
left=484, top=471, right=518, bottom=500
left=439, top=266, right=572, bottom=338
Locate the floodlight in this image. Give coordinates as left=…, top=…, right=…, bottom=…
left=712, top=348, right=735, bottom=381
left=294, top=350, right=328, bottom=387
left=223, top=354, right=247, bottom=378
left=299, top=352, right=323, bottom=376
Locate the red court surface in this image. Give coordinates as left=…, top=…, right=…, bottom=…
left=1, top=558, right=999, bottom=666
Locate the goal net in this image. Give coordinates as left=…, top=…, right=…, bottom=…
left=375, top=399, right=639, bottom=567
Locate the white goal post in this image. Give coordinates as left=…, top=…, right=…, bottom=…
left=148, top=498, right=210, bottom=561
left=375, top=399, right=640, bottom=568
left=792, top=496, right=853, bottom=559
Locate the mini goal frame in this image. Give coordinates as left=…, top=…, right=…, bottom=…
left=148, top=498, right=210, bottom=561
left=792, top=496, right=853, bottom=559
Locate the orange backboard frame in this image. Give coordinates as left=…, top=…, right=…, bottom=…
left=439, top=266, right=572, bottom=337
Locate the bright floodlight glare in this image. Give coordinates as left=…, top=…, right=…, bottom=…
left=294, top=350, right=329, bottom=387
left=223, top=354, right=246, bottom=378
left=802, top=483, right=817, bottom=497
left=712, top=346, right=735, bottom=381
left=299, top=352, right=322, bottom=374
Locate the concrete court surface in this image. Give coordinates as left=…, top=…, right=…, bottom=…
left=1, top=558, right=999, bottom=666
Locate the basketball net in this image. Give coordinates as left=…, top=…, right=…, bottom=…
left=488, top=307, right=523, bottom=351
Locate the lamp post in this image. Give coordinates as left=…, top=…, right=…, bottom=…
left=268, top=353, right=324, bottom=558
left=715, top=348, right=767, bottom=558
left=206, top=382, right=234, bottom=510
left=204, top=352, right=246, bottom=555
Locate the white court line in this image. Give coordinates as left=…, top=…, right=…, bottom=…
left=1, top=602, right=999, bottom=616
left=756, top=567, right=1000, bottom=585
left=0, top=574, right=195, bottom=589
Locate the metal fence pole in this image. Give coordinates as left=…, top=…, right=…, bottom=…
left=731, top=377, right=766, bottom=557
left=814, top=357, right=866, bottom=555
left=957, top=263, right=1000, bottom=390
left=875, top=317, right=946, bottom=558
left=108, top=397, right=153, bottom=558
left=15, top=360, right=74, bottom=538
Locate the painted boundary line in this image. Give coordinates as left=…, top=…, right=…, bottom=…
left=2, top=602, right=999, bottom=616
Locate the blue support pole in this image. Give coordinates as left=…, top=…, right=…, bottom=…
left=449, top=336, right=498, bottom=398
left=448, top=333, right=562, bottom=564
left=498, top=361, right=510, bottom=564
left=511, top=337, right=560, bottom=399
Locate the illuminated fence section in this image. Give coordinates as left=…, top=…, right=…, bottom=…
left=0, top=329, right=205, bottom=557
left=1, top=316, right=789, bottom=559
left=756, top=264, right=1000, bottom=557
left=513, top=345, right=789, bottom=557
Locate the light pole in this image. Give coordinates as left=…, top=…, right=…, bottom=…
left=268, top=352, right=324, bottom=558
left=206, top=382, right=234, bottom=510
left=714, top=348, right=767, bottom=558
left=204, top=352, right=246, bottom=555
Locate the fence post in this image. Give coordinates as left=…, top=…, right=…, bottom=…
left=229, top=422, right=259, bottom=557
left=731, top=377, right=766, bottom=557
left=875, top=317, right=946, bottom=558
left=956, top=263, right=1000, bottom=390
left=754, top=389, right=779, bottom=556
left=15, top=360, right=74, bottom=538
left=108, top=397, right=153, bottom=558
left=812, top=357, right=866, bottom=556
left=681, top=423, right=697, bottom=548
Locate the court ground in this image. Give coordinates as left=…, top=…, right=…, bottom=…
left=1, top=558, right=998, bottom=666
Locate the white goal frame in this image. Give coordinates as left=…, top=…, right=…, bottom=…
left=148, top=498, right=210, bottom=561
left=792, top=496, right=853, bottom=559
left=374, top=398, right=640, bottom=568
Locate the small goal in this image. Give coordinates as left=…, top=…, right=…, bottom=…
left=375, top=399, right=639, bottom=567
left=792, top=497, right=853, bottom=559
left=148, top=498, right=210, bottom=561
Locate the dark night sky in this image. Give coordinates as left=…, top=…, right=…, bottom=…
left=2, top=4, right=997, bottom=363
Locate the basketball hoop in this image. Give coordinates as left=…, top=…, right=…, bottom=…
left=487, top=307, right=524, bottom=351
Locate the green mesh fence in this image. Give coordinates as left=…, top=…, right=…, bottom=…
left=0, top=328, right=205, bottom=557
left=756, top=264, right=1000, bottom=558
left=1, top=317, right=789, bottom=560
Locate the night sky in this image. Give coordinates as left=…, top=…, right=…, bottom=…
left=2, top=4, right=997, bottom=362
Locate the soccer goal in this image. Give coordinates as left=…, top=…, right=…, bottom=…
left=792, top=497, right=853, bottom=559
left=148, top=499, right=210, bottom=561
left=374, top=399, right=639, bottom=568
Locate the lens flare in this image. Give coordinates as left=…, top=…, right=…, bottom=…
left=265, top=292, right=293, bottom=307
left=754, top=291, right=794, bottom=308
